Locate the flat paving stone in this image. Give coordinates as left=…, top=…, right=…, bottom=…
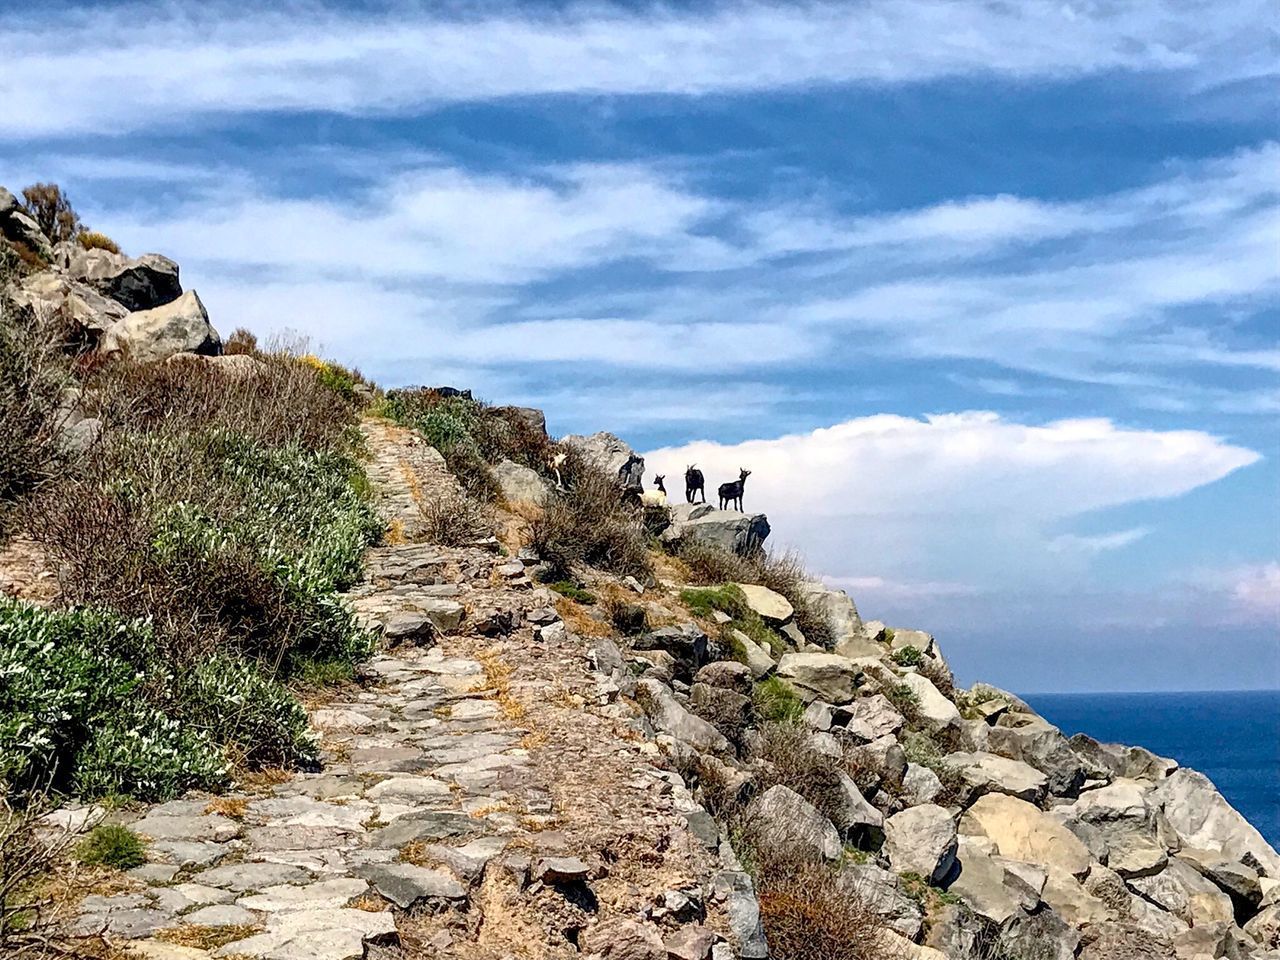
left=183, top=903, right=259, bottom=927
left=192, top=862, right=311, bottom=892
left=365, top=776, right=452, bottom=800
left=370, top=811, right=480, bottom=848
left=212, top=907, right=397, bottom=960
left=133, top=813, right=240, bottom=843
left=237, top=877, right=369, bottom=912
left=358, top=862, right=467, bottom=908
left=148, top=838, right=228, bottom=868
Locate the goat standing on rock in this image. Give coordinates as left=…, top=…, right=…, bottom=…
left=640, top=475, right=668, bottom=507
left=718, top=468, right=751, bottom=511
left=684, top=465, right=705, bottom=504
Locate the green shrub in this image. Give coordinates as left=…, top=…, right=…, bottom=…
left=892, top=645, right=922, bottom=667
left=72, top=705, right=226, bottom=800
left=548, top=581, right=597, bottom=604
left=753, top=677, right=805, bottom=724
left=74, top=824, right=145, bottom=870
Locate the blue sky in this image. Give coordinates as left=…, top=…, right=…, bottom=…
left=3, top=0, right=1276, bottom=692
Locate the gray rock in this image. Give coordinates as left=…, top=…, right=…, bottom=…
left=712, top=869, right=768, bottom=958
left=661, top=509, right=771, bottom=556
left=212, top=906, right=397, bottom=960
left=840, top=863, right=924, bottom=938
left=884, top=804, right=958, bottom=884
left=902, top=763, right=944, bottom=805
left=947, top=837, right=1036, bottom=926
left=899, top=672, right=962, bottom=734
left=183, top=903, right=258, bottom=927
left=370, top=811, right=478, bottom=847
left=665, top=925, right=718, bottom=960
left=730, top=628, right=776, bottom=679
left=732, top=583, right=793, bottom=625
left=417, top=836, right=508, bottom=884
left=358, top=863, right=466, bottom=908
left=1129, top=857, right=1234, bottom=927
left=237, top=877, right=369, bottom=912
left=133, top=811, right=239, bottom=843
left=101, top=289, right=221, bottom=362
left=562, top=431, right=644, bottom=486
left=636, top=678, right=730, bottom=754
left=776, top=651, right=860, bottom=704
left=192, top=861, right=311, bottom=891
left=835, top=693, right=905, bottom=741
left=946, top=751, right=1049, bottom=804
left=492, top=459, right=550, bottom=505
left=1156, top=769, right=1280, bottom=876
left=987, top=715, right=1087, bottom=797
left=60, top=245, right=182, bottom=311
left=532, top=856, right=592, bottom=884
left=800, top=580, right=861, bottom=642
left=634, top=624, right=709, bottom=681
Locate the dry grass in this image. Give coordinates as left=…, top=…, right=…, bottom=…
left=418, top=490, right=494, bottom=546
left=477, top=647, right=525, bottom=720
left=155, top=923, right=261, bottom=949
left=203, top=797, right=247, bottom=819
left=553, top=596, right=611, bottom=638
left=529, top=457, right=652, bottom=581
left=235, top=767, right=292, bottom=792
left=75, top=231, right=120, bottom=254
left=754, top=857, right=905, bottom=960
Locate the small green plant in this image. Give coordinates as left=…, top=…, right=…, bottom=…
left=753, top=677, right=805, bottom=724
left=75, top=824, right=146, bottom=870
left=680, top=584, right=748, bottom=619
left=549, top=581, right=597, bottom=605
left=884, top=683, right=923, bottom=727
left=892, top=645, right=922, bottom=667
left=882, top=627, right=896, bottom=643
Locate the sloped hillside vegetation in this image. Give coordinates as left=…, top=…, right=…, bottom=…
left=0, top=233, right=383, bottom=803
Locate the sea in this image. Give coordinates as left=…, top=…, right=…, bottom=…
left=1024, top=689, right=1280, bottom=851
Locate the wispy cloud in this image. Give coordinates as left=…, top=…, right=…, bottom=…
left=1047, top=528, right=1151, bottom=556
left=2, top=1, right=1273, bottom=140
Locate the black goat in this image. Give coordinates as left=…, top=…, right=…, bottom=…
left=653, top=474, right=667, bottom=495
left=718, top=468, right=752, bottom=511
left=684, top=464, right=705, bottom=504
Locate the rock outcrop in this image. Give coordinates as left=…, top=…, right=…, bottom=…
left=1, top=185, right=221, bottom=362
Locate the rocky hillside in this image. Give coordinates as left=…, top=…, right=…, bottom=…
left=1, top=186, right=1277, bottom=960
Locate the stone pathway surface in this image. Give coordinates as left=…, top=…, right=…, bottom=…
left=60, top=418, right=749, bottom=960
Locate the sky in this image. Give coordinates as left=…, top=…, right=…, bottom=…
left=2, top=0, right=1276, bottom=692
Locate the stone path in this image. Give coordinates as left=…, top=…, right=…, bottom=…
left=60, top=419, right=746, bottom=959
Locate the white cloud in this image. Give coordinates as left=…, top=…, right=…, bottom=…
left=646, top=412, right=1260, bottom=592
left=1047, top=528, right=1151, bottom=555
left=1, top=1, right=1270, bottom=140
left=1230, top=563, right=1280, bottom=623
left=824, top=576, right=982, bottom=602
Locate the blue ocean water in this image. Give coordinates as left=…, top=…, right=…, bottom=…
left=1025, top=690, right=1280, bottom=851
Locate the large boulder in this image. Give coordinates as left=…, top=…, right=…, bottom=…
left=635, top=679, right=728, bottom=755
left=947, top=837, right=1040, bottom=926
left=800, top=581, right=861, bottom=639
left=945, top=751, right=1049, bottom=805
left=835, top=693, right=904, bottom=742
left=1155, top=769, right=1280, bottom=877
left=1069, top=734, right=1177, bottom=782
left=960, top=794, right=1092, bottom=878
left=883, top=804, right=958, bottom=884
left=745, top=785, right=841, bottom=862
left=1128, top=857, right=1234, bottom=928
left=662, top=509, right=771, bottom=556
left=491, top=460, right=549, bottom=505
left=776, top=652, right=860, bottom=704
left=830, top=770, right=884, bottom=841
left=987, top=715, right=1087, bottom=797
left=561, top=432, right=644, bottom=486
left=12, top=271, right=128, bottom=338
left=101, top=290, right=221, bottom=362
left=732, top=583, right=793, bottom=626
left=899, top=672, right=962, bottom=735
left=57, top=245, right=182, bottom=311
left=839, top=863, right=924, bottom=939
